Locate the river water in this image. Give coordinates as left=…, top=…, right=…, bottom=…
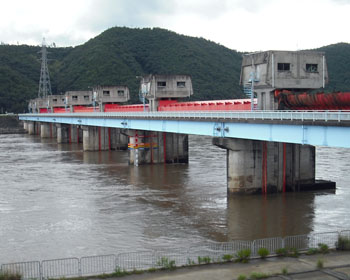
left=0, top=134, right=349, bottom=264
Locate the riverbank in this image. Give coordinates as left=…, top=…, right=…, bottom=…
left=0, top=115, right=26, bottom=134
left=101, top=251, right=350, bottom=280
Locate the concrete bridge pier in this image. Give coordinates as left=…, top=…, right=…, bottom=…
left=128, top=130, right=188, bottom=165
left=35, top=122, right=41, bottom=135
left=51, top=123, right=57, bottom=138
left=213, top=138, right=316, bottom=194
left=82, top=126, right=109, bottom=151
left=27, top=121, right=35, bottom=135
left=40, top=123, right=51, bottom=138
left=23, top=121, right=28, bottom=131
left=57, top=123, right=70, bottom=143
left=69, top=125, right=83, bottom=143
left=109, top=128, right=128, bottom=150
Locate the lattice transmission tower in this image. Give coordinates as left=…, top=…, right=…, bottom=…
left=38, top=38, right=52, bottom=98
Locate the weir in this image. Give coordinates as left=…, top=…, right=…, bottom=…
left=21, top=50, right=347, bottom=195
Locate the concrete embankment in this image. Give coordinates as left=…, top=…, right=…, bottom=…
left=103, top=251, right=350, bottom=280
left=0, top=114, right=26, bottom=134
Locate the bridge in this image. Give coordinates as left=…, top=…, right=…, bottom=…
left=18, top=50, right=350, bottom=195
left=19, top=110, right=350, bottom=148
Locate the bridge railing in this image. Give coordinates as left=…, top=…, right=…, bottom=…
left=20, top=110, right=350, bottom=123
left=1, top=229, right=349, bottom=279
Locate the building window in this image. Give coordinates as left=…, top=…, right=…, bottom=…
left=306, top=64, right=318, bottom=72
left=52, top=98, right=57, bottom=103
left=177, top=81, right=186, bottom=88
left=72, top=96, right=78, bottom=101
left=117, top=90, right=124, bottom=96
left=278, top=63, right=290, bottom=71
left=157, top=81, right=166, bottom=87
left=103, top=90, right=110, bottom=97
left=84, top=95, right=90, bottom=101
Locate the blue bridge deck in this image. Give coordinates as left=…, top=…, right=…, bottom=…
left=19, top=110, right=350, bottom=148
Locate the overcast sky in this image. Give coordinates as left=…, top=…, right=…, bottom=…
left=0, top=0, right=349, bottom=51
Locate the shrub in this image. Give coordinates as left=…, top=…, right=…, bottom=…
left=250, top=272, right=270, bottom=279
left=222, top=254, right=234, bottom=262
left=336, top=236, right=350, bottom=250
left=235, top=249, right=251, bottom=263
left=317, top=258, right=324, bottom=269
left=318, top=243, right=329, bottom=254
left=237, top=275, right=247, bottom=280
left=0, top=271, right=22, bottom=280
left=275, top=248, right=288, bottom=257
left=257, top=247, right=269, bottom=259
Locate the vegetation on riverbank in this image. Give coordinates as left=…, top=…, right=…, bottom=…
left=1, top=27, right=350, bottom=113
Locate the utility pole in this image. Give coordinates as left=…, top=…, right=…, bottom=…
left=38, top=38, right=52, bottom=98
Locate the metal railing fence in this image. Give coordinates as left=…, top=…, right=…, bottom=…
left=1, top=230, right=349, bottom=279
left=20, top=110, right=350, bottom=123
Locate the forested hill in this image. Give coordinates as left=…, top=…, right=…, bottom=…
left=1, top=27, right=350, bottom=113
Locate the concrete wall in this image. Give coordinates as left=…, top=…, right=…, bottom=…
left=0, top=115, right=26, bottom=134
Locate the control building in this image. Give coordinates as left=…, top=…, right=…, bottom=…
left=140, top=75, right=193, bottom=111
left=240, top=51, right=328, bottom=110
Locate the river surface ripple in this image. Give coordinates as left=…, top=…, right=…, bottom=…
left=0, top=134, right=349, bottom=264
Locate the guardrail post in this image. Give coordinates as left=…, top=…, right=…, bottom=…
left=78, top=259, right=82, bottom=277
left=39, top=261, right=43, bottom=280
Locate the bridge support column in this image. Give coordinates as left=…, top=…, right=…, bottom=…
left=109, top=128, right=128, bottom=150
left=82, top=126, right=109, bottom=151
left=51, top=123, right=57, bottom=138
left=23, top=121, right=28, bottom=131
left=40, top=123, right=51, bottom=138
left=213, top=138, right=316, bottom=194
left=57, top=123, right=69, bottom=143
left=69, top=125, right=82, bottom=143
left=128, top=130, right=188, bottom=165
left=35, top=122, right=41, bottom=135
left=27, top=121, right=35, bottom=135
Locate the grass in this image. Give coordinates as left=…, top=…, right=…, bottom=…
left=186, top=258, right=196, bottom=266
left=0, top=271, right=21, bottom=280
left=257, top=247, right=269, bottom=259
left=336, top=236, right=350, bottom=250
left=157, top=257, right=176, bottom=270
left=318, top=243, right=329, bottom=254
left=282, top=267, right=288, bottom=275
left=235, top=249, right=251, bottom=263
left=222, top=254, right=234, bottom=262
left=287, top=247, right=299, bottom=258
left=306, top=248, right=319, bottom=255
left=275, top=247, right=288, bottom=257
left=237, top=275, right=247, bottom=280
left=317, top=258, right=324, bottom=269
left=250, top=272, right=270, bottom=279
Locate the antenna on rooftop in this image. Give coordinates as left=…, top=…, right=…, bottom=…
left=38, top=38, right=52, bottom=98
